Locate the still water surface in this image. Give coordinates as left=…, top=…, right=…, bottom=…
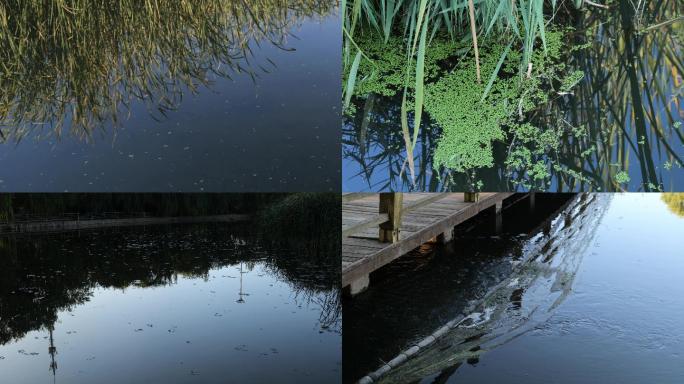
left=0, top=1, right=340, bottom=191
left=344, top=193, right=684, bottom=383
left=0, top=223, right=341, bottom=383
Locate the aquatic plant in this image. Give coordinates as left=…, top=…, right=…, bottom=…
left=429, top=29, right=580, bottom=191
left=346, top=26, right=578, bottom=191
left=0, top=0, right=333, bottom=141
left=257, top=193, right=341, bottom=263
left=546, top=0, right=683, bottom=191
left=343, top=0, right=577, bottom=182
left=344, top=0, right=683, bottom=192
left=614, top=171, right=630, bottom=184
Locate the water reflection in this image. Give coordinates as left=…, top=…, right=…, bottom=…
left=0, top=1, right=339, bottom=192
left=342, top=94, right=443, bottom=191
left=379, top=195, right=610, bottom=383
left=345, top=194, right=684, bottom=384
left=547, top=0, right=683, bottom=192
left=342, top=193, right=584, bottom=382
left=0, top=0, right=333, bottom=139
left=342, top=0, right=683, bottom=192
left=662, top=193, right=684, bottom=217
left=0, top=223, right=340, bottom=383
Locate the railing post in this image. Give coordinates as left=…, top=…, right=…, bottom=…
left=464, top=192, right=479, bottom=202
left=379, top=193, right=402, bottom=243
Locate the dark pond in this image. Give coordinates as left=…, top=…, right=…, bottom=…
left=343, top=193, right=684, bottom=383
left=0, top=223, right=341, bottom=383
left=343, top=0, right=683, bottom=192
left=0, top=1, right=340, bottom=192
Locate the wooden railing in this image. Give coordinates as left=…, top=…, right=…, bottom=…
left=342, top=193, right=481, bottom=242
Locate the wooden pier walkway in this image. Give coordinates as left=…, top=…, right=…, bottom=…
left=0, top=214, right=250, bottom=234
left=342, top=193, right=514, bottom=295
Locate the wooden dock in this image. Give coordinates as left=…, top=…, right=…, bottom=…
left=0, top=214, right=250, bottom=234
left=342, top=193, right=514, bottom=295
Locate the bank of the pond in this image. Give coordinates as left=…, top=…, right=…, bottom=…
left=0, top=223, right=341, bottom=383
left=0, top=214, right=249, bottom=234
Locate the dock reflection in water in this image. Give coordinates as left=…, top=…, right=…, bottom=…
left=344, top=193, right=684, bottom=384
left=0, top=223, right=341, bottom=383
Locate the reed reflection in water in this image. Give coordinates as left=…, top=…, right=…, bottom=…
left=0, top=0, right=334, bottom=139
left=0, top=223, right=340, bottom=383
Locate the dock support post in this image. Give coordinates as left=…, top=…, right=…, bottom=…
left=349, top=274, right=370, bottom=296
left=379, top=193, right=403, bottom=243
left=495, top=200, right=503, bottom=233
left=464, top=192, right=479, bottom=203
left=529, top=192, right=536, bottom=213
left=437, top=228, right=453, bottom=243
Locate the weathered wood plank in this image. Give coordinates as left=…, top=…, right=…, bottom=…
left=342, top=193, right=515, bottom=288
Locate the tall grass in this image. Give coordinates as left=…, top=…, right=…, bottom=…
left=0, top=0, right=333, bottom=140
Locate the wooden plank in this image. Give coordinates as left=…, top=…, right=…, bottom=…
left=342, top=193, right=514, bottom=288
left=342, top=193, right=374, bottom=203
left=342, top=193, right=449, bottom=238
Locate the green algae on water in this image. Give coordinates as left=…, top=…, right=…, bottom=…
left=428, top=29, right=574, bottom=188
left=345, top=28, right=587, bottom=191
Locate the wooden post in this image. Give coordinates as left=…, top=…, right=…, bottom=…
left=379, top=193, right=403, bottom=243
left=464, top=192, right=479, bottom=203
left=437, top=228, right=453, bottom=243
left=495, top=200, right=503, bottom=234
left=349, top=274, right=370, bottom=296
left=529, top=192, right=536, bottom=213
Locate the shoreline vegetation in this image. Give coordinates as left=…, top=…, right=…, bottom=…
left=343, top=0, right=683, bottom=192
left=0, top=0, right=335, bottom=140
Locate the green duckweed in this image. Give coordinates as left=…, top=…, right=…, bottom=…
left=346, top=28, right=587, bottom=190
left=615, top=171, right=631, bottom=184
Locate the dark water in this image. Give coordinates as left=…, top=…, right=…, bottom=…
left=342, top=0, right=683, bottom=192
left=0, top=223, right=341, bottom=383
left=0, top=2, right=340, bottom=192
left=342, top=193, right=577, bottom=382
left=344, top=193, right=684, bottom=383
